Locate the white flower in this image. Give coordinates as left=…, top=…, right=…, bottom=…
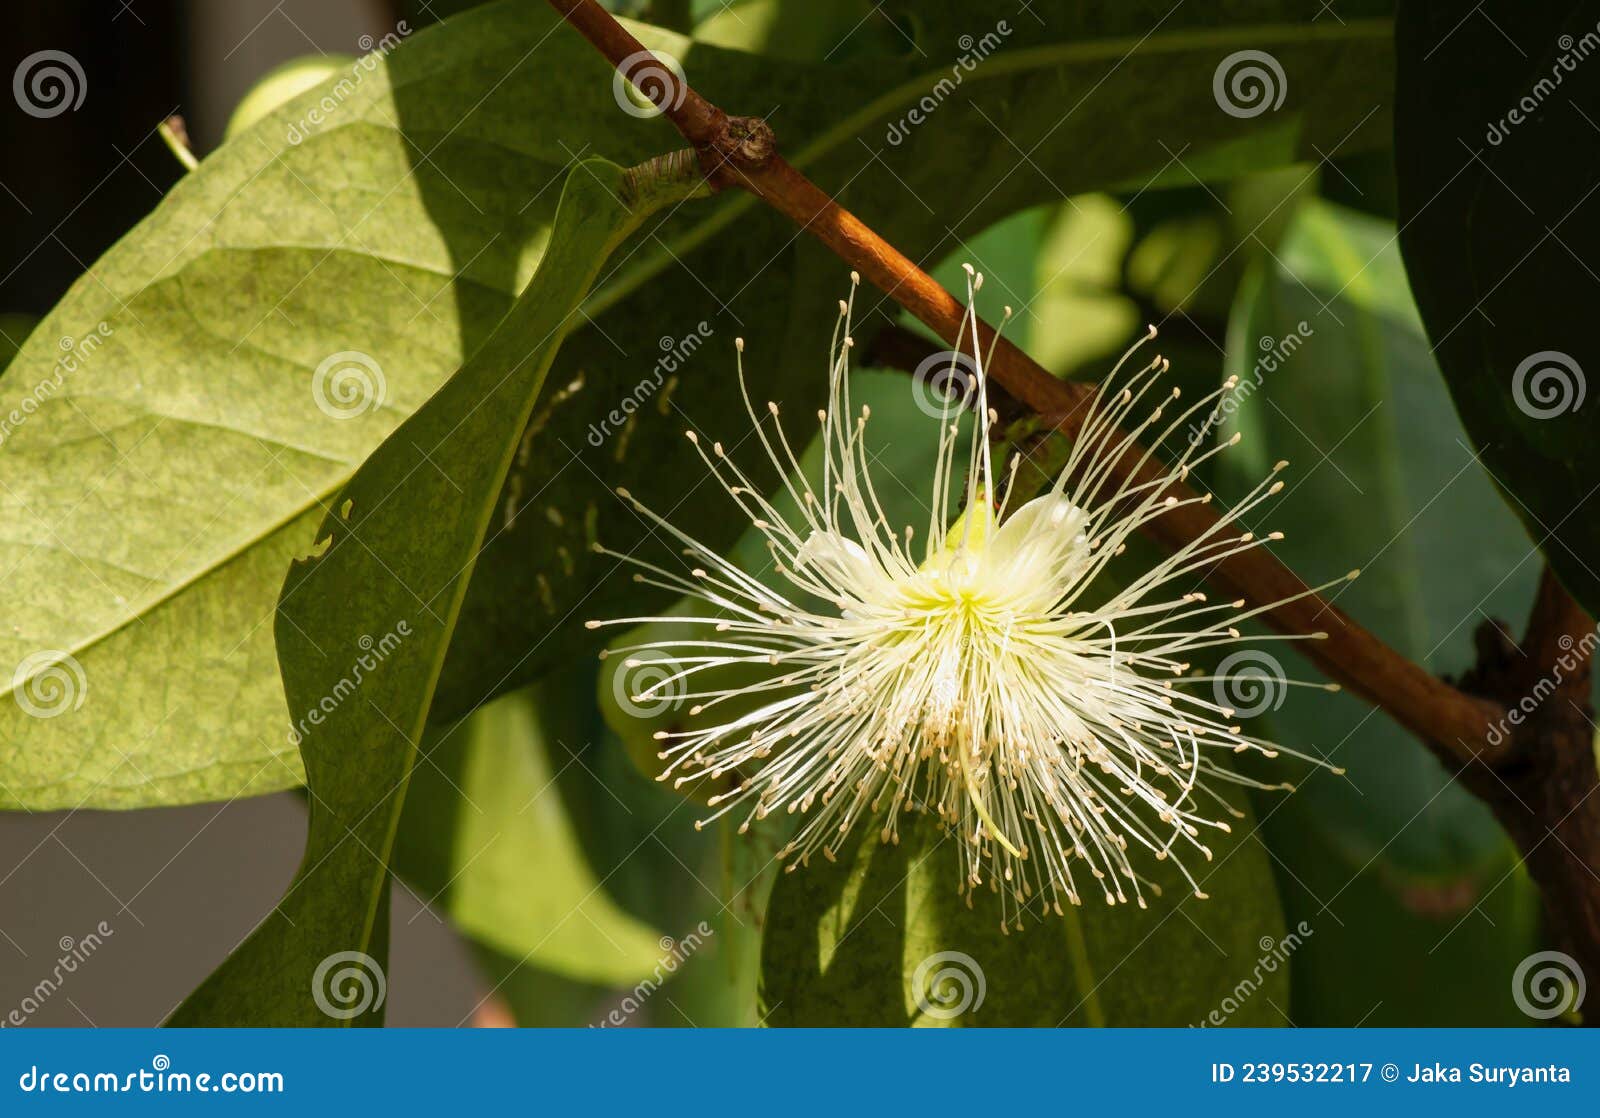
left=589, top=268, right=1345, bottom=928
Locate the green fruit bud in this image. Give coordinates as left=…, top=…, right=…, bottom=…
left=225, top=55, right=355, bottom=138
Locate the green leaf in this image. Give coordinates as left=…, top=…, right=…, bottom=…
left=2, top=0, right=1395, bottom=810
left=1262, top=809, right=1542, bottom=1026
left=1215, top=199, right=1543, bottom=1021
left=440, top=659, right=765, bottom=1026
left=1395, top=1, right=1600, bottom=617
left=167, top=158, right=694, bottom=1026
left=393, top=683, right=666, bottom=987
left=760, top=801, right=1287, bottom=1027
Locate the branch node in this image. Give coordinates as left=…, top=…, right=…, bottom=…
left=699, top=114, right=778, bottom=188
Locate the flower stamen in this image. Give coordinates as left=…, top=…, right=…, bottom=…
left=590, top=270, right=1343, bottom=923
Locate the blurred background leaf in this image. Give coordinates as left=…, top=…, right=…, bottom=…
left=1215, top=199, right=1544, bottom=1024
left=394, top=684, right=666, bottom=987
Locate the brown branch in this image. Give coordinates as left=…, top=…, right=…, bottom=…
left=1455, top=568, right=1599, bottom=1015
left=1519, top=566, right=1594, bottom=701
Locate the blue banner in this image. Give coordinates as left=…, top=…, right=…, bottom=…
left=0, top=1029, right=1591, bottom=1113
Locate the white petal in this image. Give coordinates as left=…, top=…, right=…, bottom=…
left=796, top=530, right=878, bottom=595
left=986, top=492, right=1089, bottom=584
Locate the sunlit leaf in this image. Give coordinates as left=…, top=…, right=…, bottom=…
left=168, top=158, right=694, bottom=1026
